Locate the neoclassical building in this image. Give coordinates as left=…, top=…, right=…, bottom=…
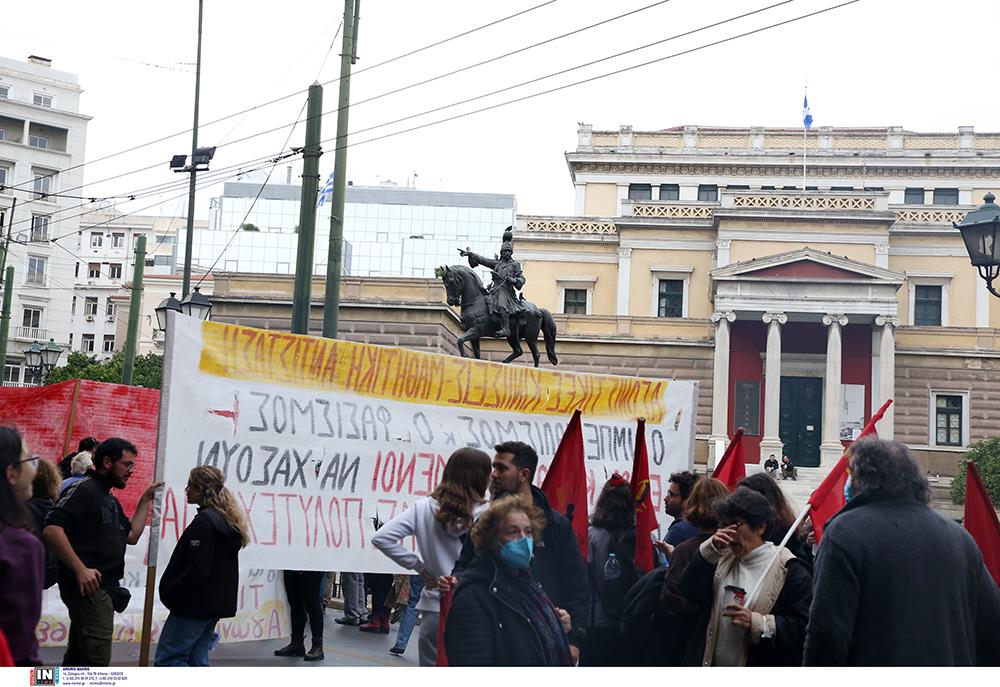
left=205, top=125, right=1000, bottom=478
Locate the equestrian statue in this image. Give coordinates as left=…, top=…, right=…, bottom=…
left=436, top=228, right=558, bottom=366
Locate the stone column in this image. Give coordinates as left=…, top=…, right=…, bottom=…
left=616, top=247, right=632, bottom=316
left=708, top=311, right=736, bottom=468
left=820, top=314, right=848, bottom=466
left=759, top=312, right=787, bottom=460
left=874, top=315, right=899, bottom=439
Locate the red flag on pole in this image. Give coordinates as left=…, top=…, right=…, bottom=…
left=963, top=461, right=1000, bottom=587
left=631, top=418, right=657, bottom=573
left=435, top=586, right=453, bottom=666
left=808, top=399, right=893, bottom=542
left=712, top=428, right=746, bottom=491
left=541, top=409, right=589, bottom=560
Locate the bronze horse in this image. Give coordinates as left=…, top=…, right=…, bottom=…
left=437, top=264, right=558, bottom=366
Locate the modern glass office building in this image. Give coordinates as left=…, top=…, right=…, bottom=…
left=183, top=181, right=516, bottom=278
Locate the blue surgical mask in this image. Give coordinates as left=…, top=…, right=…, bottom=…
left=499, top=536, right=534, bottom=569
left=843, top=475, right=854, bottom=502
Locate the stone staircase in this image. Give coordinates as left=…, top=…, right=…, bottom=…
left=726, top=464, right=964, bottom=523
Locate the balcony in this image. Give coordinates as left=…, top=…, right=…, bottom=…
left=12, top=326, right=48, bottom=341
left=1, top=381, right=37, bottom=388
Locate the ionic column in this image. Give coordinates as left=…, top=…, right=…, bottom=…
left=616, top=247, right=632, bottom=316
left=821, top=314, right=848, bottom=466
left=759, top=312, right=787, bottom=459
left=708, top=311, right=736, bottom=468
left=875, top=315, right=900, bottom=439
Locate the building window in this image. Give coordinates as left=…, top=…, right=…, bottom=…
left=90, top=232, right=103, bottom=248
left=628, top=184, right=652, bottom=201
left=830, top=186, right=854, bottom=191
left=106, top=300, right=117, bottom=318
left=32, top=171, right=53, bottom=199
left=26, top=256, right=46, bottom=285
left=112, top=233, right=126, bottom=248
left=725, top=185, right=750, bottom=191
left=103, top=335, right=115, bottom=353
left=930, top=392, right=968, bottom=448
left=30, top=215, right=49, bottom=241
left=33, top=93, right=53, bottom=107
left=0, top=165, right=8, bottom=185
left=0, top=85, right=8, bottom=99
left=904, top=187, right=925, bottom=204
left=697, top=184, right=718, bottom=202
left=659, top=184, right=679, bottom=201
left=863, top=186, right=884, bottom=192
left=914, top=285, right=942, bottom=326
left=932, top=188, right=959, bottom=205
left=4, top=362, right=20, bottom=384
left=21, top=308, right=41, bottom=329
left=28, top=135, right=48, bottom=149
left=0, top=129, right=5, bottom=141
left=84, top=297, right=98, bottom=316
left=87, top=263, right=101, bottom=279
left=71, top=296, right=76, bottom=315
left=563, top=289, right=588, bottom=315
left=657, top=279, right=684, bottom=317
left=108, top=263, right=122, bottom=280
left=81, top=334, right=95, bottom=353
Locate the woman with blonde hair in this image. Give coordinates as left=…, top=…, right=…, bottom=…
left=155, top=466, right=248, bottom=666
left=373, top=447, right=491, bottom=665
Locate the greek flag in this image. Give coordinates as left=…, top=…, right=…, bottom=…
left=317, top=171, right=335, bottom=207
left=802, top=95, right=813, bottom=130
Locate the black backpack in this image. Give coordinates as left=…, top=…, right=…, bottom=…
left=618, top=566, right=670, bottom=665
left=589, top=529, right=640, bottom=618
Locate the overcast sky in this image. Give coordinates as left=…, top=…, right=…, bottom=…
left=4, top=0, right=1000, bottom=222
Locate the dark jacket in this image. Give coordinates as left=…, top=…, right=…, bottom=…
left=681, top=543, right=813, bottom=666
left=804, top=493, right=1000, bottom=666
left=453, top=485, right=590, bottom=648
left=652, top=532, right=711, bottom=665
left=159, top=507, right=243, bottom=619
left=44, top=472, right=130, bottom=591
left=25, top=498, right=57, bottom=589
left=445, top=551, right=571, bottom=666
left=0, top=523, right=43, bottom=666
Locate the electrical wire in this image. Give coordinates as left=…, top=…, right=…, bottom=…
left=0, top=0, right=560, bottom=195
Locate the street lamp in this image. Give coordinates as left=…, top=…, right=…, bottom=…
left=180, top=286, right=212, bottom=321
left=956, top=192, right=1000, bottom=298
left=23, top=338, right=62, bottom=384
left=154, top=292, right=182, bottom=333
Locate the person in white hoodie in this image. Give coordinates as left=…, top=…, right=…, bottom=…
left=372, top=447, right=491, bottom=666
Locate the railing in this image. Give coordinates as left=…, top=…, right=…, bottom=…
left=25, top=272, right=46, bottom=286
left=12, top=326, right=47, bottom=341
left=630, top=203, right=714, bottom=219
left=893, top=207, right=968, bottom=224
left=1, top=381, right=38, bottom=388
left=731, top=195, right=876, bottom=211
left=521, top=218, right=616, bottom=235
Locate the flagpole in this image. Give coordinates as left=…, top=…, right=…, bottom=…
left=802, top=126, right=807, bottom=191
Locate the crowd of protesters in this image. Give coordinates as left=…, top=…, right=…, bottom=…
left=1, top=424, right=999, bottom=668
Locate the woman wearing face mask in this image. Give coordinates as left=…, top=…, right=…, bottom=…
left=0, top=427, right=44, bottom=666
left=680, top=488, right=812, bottom=666
left=444, top=494, right=573, bottom=666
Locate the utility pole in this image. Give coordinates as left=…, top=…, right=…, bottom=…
left=0, top=267, right=13, bottom=370
left=0, top=202, right=16, bottom=368
left=290, top=83, right=324, bottom=335
left=322, top=0, right=360, bottom=339
left=121, top=236, right=146, bottom=385
left=181, top=0, right=204, bottom=299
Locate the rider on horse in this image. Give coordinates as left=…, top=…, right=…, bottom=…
left=458, top=228, right=526, bottom=338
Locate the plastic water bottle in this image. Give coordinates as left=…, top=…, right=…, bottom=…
left=604, top=552, right=621, bottom=581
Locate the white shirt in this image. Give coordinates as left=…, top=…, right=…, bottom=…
left=372, top=496, right=487, bottom=612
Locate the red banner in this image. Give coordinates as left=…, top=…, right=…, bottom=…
left=0, top=380, right=159, bottom=515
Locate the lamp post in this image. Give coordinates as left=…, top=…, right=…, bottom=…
left=154, top=292, right=183, bottom=336
left=180, top=286, right=213, bottom=321
left=956, top=192, right=1000, bottom=298
left=23, top=338, right=62, bottom=384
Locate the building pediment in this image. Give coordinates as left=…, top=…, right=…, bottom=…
left=711, top=248, right=904, bottom=285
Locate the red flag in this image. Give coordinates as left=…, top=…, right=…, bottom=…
left=712, top=428, right=746, bottom=491
left=435, top=586, right=453, bottom=666
left=808, top=399, right=893, bottom=542
left=631, top=418, right=657, bottom=573
left=541, top=409, right=589, bottom=560
left=964, top=461, right=1000, bottom=587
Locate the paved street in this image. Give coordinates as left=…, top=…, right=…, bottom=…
left=38, top=610, right=419, bottom=667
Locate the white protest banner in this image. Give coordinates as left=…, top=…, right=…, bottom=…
left=153, top=315, right=697, bottom=573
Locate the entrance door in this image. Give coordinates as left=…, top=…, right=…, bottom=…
left=778, top=377, right=822, bottom=467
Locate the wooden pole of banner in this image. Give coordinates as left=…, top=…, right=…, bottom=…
left=62, top=380, right=81, bottom=458
left=138, top=309, right=177, bottom=666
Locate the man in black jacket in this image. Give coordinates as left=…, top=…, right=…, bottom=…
left=451, top=441, right=589, bottom=662
left=804, top=437, right=1000, bottom=666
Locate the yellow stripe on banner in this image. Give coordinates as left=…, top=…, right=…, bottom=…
left=198, top=320, right=667, bottom=422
